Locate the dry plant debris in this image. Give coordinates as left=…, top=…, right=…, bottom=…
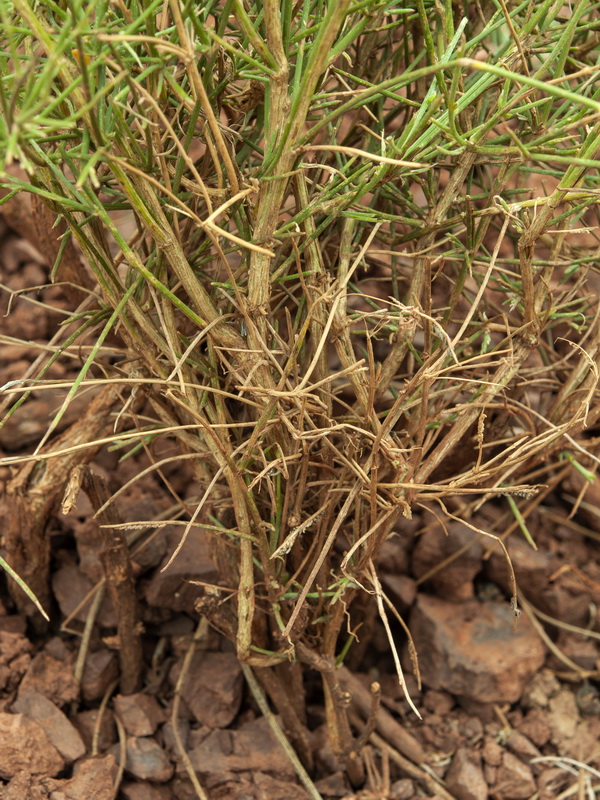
left=1, top=0, right=600, bottom=797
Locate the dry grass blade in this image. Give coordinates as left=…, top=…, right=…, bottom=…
left=2, top=0, right=600, bottom=788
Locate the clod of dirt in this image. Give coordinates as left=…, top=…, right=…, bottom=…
left=2, top=771, right=49, bottom=800
left=314, top=770, right=349, bottom=797
left=70, top=496, right=168, bottom=583
left=19, top=651, right=78, bottom=708
left=516, top=709, right=551, bottom=748
left=171, top=650, right=243, bottom=728
left=485, top=535, right=556, bottom=606
left=536, top=767, right=570, bottom=800
left=114, top=692, right=166, bottom=736
left=422, top=689, right=454, bottom=715
left=143, top=528, right=218, bottom=613
left=546, top=687, right=600, bottom=763
left=551, top=631, right=600, bottom=672
left=563, top=470, right=600, bottom=531
left=408, top=595, right=545, bottom=703
left=493, top=751, right=536, bottom=800
left=0, top=630, right=32, bottom=693
left=207, top=774, right=310, bottom=800
left=0, top=392, right=96, bottom=452
left=411, top=522, right=484, bottom=601
left=252, top=772, right=311, bottom=799
left=547, top=688, right=579, bottom=743
left=1, top=291, right=49, bottom=340
left=52, top=560, right=116, bottom=627
left=71, top=514, right=108, bottom=584
left=43, top=754, right=117, bottom=800
left=481, top=740, right=503, bottom=767
left=108, top=736, right=174, bottom=782
left=0, top=612, right=27, bottom=636
left=187, top=716, right=298, bottom=783
left=121, top=781, right=174, bottom=800
left=445, top=747, right=487, bottom=800
left=12, top=689, right=85, bottom=763
left=0, top=713, right=64, bottom=779
left=537, top=583, right=595, bottom=629
left=521, top=669, right=561, bottom=709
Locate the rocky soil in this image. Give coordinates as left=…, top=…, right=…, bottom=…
left=1, top=215, right=600, bottom=799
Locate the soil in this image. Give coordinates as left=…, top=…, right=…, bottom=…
left=1, top=216, right=600, bottom=800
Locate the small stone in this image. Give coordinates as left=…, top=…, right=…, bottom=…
left=481, top=739, right=503, bottom=767
left=463, top=716, right=483, bottom=741
left=486, top=535, right=555, bottom=606
left=12, top=689, right=85, bottom=763
left=411, top=522, right=483, bottom=601
left=381, top=574, right=416, bottom=608
left=576, top=682, right=600, bottom=716
left=0, top=712, right=64, bottom=779
left=445, top=747, right=488, bottom=800
left=390, top=778, right=416, bottom=799
left=483, top=763, right=497, bottom=786
left=122, top=500, right=168, bottom=575
left=377, top=537, right=410, bottom=574
left=172, top=651, right=243, bottom=728
left=45, top=637, right=72, bottom=662
left=505, top=729, right=541, bottom=761
left=457, top=700, right=496, bottom=724
left=186, top=725, right=212, bottom=750
left=423, top=690, right=454, bottom=715
left=494, top=752, right=536, bottom=800
left=109, top=736, right=174, bottom=782
left=160, top=717, right=190, bottom=754
left=114, top=693, right=165, bottom=736
left=81, top=648, right=118, bottom=703
left=73, top=708, right=117, bottom=752
left=169, top=777, right=199, bottom=800
left=408, top=595, right=545, bottom=703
